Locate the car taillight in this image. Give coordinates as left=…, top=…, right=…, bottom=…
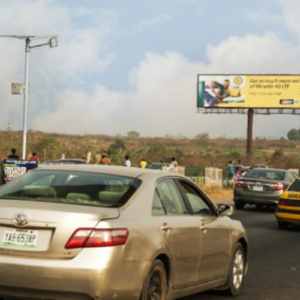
left=235, top=181, right=243, bottom=188
left=275, top=183, right=284, bottom=191
left=65, top=228, right=129, bottom=249
left=278, top=199, right=286, bottom=206
left=278, top=199, right=294, bottom=207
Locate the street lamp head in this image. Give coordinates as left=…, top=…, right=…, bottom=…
left=49, top=37, right=58, bottom=48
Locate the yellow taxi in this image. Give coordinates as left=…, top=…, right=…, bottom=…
left=276, top=178, right=300, bottom=229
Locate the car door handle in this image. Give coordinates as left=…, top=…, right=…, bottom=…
left=200, top=225, right=207, bottom=230
left=161, top=223, right=171, bottom=231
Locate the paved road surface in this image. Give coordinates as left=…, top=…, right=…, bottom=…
left=182, top=206, right=300, bottom=300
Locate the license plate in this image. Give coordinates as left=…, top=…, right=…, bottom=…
left=2, top=228, right=39, bottom=248
left=253, top=186, right=263, bottom=192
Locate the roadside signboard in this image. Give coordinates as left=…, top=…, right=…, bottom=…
left=197, top=74, right=300, bottom=108
left=2, top=159, right=38, bottom=184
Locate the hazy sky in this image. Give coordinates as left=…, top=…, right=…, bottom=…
left=1, top=0, right=300, bottom=138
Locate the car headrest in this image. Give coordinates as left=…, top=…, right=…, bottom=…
left=22, top=186, right=57, bottom=197
left=66, top=193, right=91, bottom=201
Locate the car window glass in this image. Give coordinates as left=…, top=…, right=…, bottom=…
left=288, top=180, right=300, bottom=192
left=156, top=179, right=187, bottom=215
left=287, top=172, right=295, bottom=182
left=247, top=170, right=284, bottom=180
left=152, top=191, right=166, bottom=216
left=179, top=182, right=211, bottom=215
left=0, top=170, right=141, bottom=208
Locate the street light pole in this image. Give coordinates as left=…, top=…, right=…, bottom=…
left=0, top=35, right=58, bottom=159
left=22, top=38, right=30, bottom=159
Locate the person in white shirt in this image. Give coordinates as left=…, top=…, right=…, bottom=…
left=125, top=155, right=131, bottom=167
left=169, top=157, right=178, bottom=173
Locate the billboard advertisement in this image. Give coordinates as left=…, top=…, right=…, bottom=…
left=197, top=75, right=300, bottom=108
left=2, top=159, right=38, bottom=184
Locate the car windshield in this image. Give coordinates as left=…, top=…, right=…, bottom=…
left=0, top=170, right=141, bottom=208
left=246, top=169, right=285, bottom=180
left=287, top=180, right=300, bottom=192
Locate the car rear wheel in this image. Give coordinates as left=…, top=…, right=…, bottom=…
left=235, top=202, right=245, bottom=210
left=224, top=243, right=245, bottom=296
left=278, top=221, right=289, bottom=230
left=140, top=260, right=168, bottom=300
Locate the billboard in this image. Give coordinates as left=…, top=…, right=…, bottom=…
left=197, top=75, right=300, bottom=108
left=2, top=159, right=38, bottom=184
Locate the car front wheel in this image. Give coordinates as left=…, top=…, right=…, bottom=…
left=224, top=243, right=245, bottom=296
left=140, top=260, right=168, bottom=300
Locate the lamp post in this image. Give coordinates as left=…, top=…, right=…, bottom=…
left=0, top=35, right=58, bottom=159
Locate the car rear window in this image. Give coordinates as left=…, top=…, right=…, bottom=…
left=0, top=170, right=141, bottom=208
left=246, top=169, right=285, bottom=180
left=287, top=180, right=300, bottom=192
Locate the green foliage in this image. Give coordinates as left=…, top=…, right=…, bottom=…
left=195, top=133, right=209, bottom=140
left=148, top=143, right=165, bottom=156
left=34, top=136, right=59, bottom=160
left=287, top=128, right=300, bottom=141
left=109, top=139, right=126, bottom=151
left=127, top=131, right=140, bottom=138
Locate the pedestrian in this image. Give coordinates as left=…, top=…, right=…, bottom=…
left=30, top=152, right=39, bottom=161
left=169, top=157, right=178, bottom=173
left=7, top=148, right=19, bottom=159
left=124, top=155, right=131, bottom=167
left=228, top=160, right=234, bottom=180
left=139, top=157, right=147, bottom=169
left=99, top=153, right=111, bottom=165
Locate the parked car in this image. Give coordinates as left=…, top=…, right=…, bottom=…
left=42, top=159, right=86, bottom=165
left=58, top=158, right=86, bottom=164
left=0, top=165, right=248, bottom=300
left=234, top=168, right=298, bottom=210
left=276, top=178, right=300, bottom=229
left=147, top=162, right=170, bottom=170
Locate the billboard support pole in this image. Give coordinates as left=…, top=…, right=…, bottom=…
left=247, top=109, right=254, bottom=165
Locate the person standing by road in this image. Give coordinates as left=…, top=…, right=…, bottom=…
left=7, top=148, right=19, bottom=159
left=99, top=153, right=111, bottom=165
left=169, top=157, right=178, bottom=173
left=30, top=152, right=39, bottom=161
left=228, top=160, right=234, bottom=180
left=139, top=157, right=147, bottom=169
left=124, top=155, right=131, bottom=167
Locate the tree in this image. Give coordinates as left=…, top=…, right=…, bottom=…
left=195, top=133, right=209, bottom=140
left=127, top=131, right=140, bottom=138
left=287, top=128, right=300, bottom=141
left=109, top=139, right=126, bottom=151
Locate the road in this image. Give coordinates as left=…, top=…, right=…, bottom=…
left=182, top=206, right=300, bottom=300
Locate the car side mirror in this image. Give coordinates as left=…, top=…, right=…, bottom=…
left=218, top=204, right=234, bottom=216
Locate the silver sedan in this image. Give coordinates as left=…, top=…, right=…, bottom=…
left=0, top=165, right=248, bottom=300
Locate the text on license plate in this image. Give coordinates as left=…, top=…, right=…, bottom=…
left=253, top=186, right=263, bottom=192
left=2, top=228, right=39, bottom=248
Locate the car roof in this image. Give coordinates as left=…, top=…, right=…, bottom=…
left=36, top=164, right=181, bottom=180
left=249, top=168, right=287, bottom=172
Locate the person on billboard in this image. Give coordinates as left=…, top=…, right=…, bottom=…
left=209, top=79, right=241, bottom=107
left=209, top=80, right=231, bottom=106
left=7, top=148, right=19, bottom=159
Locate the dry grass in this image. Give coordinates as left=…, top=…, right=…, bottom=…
left=201, top=186, right=234, bottom=203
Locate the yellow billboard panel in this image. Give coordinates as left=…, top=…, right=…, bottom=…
left=197, top=75, right=300, bottom=108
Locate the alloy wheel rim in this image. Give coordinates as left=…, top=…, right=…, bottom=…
left=148, top=271, right=163, bottom=300
left=232, top=249, right=244, bottom=289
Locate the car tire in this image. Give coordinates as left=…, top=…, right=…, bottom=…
left=140, top=260, right=168, bottom=300
left=278, top=221, right=289, bottom=230
left=235, top=202, right=245, bottom=210
left=223, top=243, right=245, bottom=296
